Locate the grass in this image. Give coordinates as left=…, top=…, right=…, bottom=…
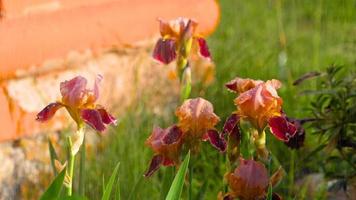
left=85, top=0, right=356, bottom=199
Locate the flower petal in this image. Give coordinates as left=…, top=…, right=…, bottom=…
left=36, top=102, right=63, bottom=122
left=269, top=116, right=297, bottom=141
left=153, top=38, right=177, bottom=64
left=284, top=118, right=305, bottom=149
left=144, top=155, right=163, bottom=177
left=227, top=158, right=269, bottom=200
left=97, top=108, right=117, bottom=125
left=162, top=158, right=175, bottom=166
left=181, top=19, right=198, bottom=41
left=207, top=129, right=226, bottom=152
left=225, top=77, right=263, bottom=93
left=162, top=125, right=182, bottom=145
left=223, top=114, right=240, bottom=136
left=176, top=97, right=220, bottom=138
left=60, top=76, right=87, bottom=107
left=86, top=74, right=103, bottom=105
left=196, top=37, right=211, bottom=59
left=81, top=109, right=106, bottom=132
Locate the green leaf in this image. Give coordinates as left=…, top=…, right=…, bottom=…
left=160, top=167, right=175, bottom=199
left=166, top=151, right=190, bottom=200
left=101, top=162, right=120, bottom=200
left=266, top=185, right=273, bottom=200
left=48, top=139, right=59, bottom=176
left=62, top=195, right=88, bottom=200
left=180, top=66, right=192, bottom=102
left=39, top=167, right=66, bottom=200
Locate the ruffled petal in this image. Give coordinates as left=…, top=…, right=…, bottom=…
left=153, top=38, right=177, bottom=64
left=284, top=118, right=305, bottom=149
left=86, top=74, right=103, bottom=105
left=81, top=109, right=106, bottom=132
left=227, top=158, right=269, bottom=200
left=225, top=77, right=263, bottom=93
left=97, top=108, right=117, bottom=125
left=269, top=116, right=297, bottom=141
left=196, top=37, right=211, bottom=59
left=144, top=155, right=163, bottom=177
left=60, top=76, right=87, bottom=107
left=207, top=129, right=226, bottom=152
left=36, top=102, right=63, bottom=122
left=176, top=97, right=220, bottom=139
left=223, top=114, right=240, bottom=136
left=162, top=125, right=182, bottom=145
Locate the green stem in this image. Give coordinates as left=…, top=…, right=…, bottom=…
left=66, top=136, right=75, bottom=196
left=188, top=157, right=194, bottom=200
left=288, top=149, right=296, bottom=197
left=79, top=134, right=86, bottom=196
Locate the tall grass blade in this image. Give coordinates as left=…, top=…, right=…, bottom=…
left=101, top=162, right=120, bottom=200
left=39, top=167, right=66, bottom=200
left=166, top=151, right=190, bottom=200
left=48, top=139, right=59, bottom=176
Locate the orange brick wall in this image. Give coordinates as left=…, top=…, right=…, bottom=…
left=0, top=0, right=220, bottom=142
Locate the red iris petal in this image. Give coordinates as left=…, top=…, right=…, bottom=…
left=81, top=109, right=106, bottom=132
left=162, top=158, right=175, bottom=166
left=144, top=155, right=163, bottom=177
left=97, top=108, right=117, bottom=125
left=36, top=102, right=63, bottom=122
left=197, top=37, right=211, bottom=59
left=225, top=80, right=238, bottom=92
left=162, top=125, right=182, bottom=145
left=207, top=129, right=227, bottom=152
left=153, top=38, right=177, bottom=64
left=269, top=116, right=297, bottom=141
left=223, top=114, right=240, bottom=136
left=284, top=119, right=305, bottom=149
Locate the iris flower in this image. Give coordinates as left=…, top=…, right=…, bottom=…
left=226, top=77, right=297, bottom=142
left=223, top=158, right=283, bottom=200
left=36, top=75, right=117, bottom=132
left=152, top=17, right=211, bottom=64
left=145, top=98, right=224, bottom=177
left=176, top=97, right=223, bottom=153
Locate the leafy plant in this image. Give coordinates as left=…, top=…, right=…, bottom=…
left=295, top=65, right=356, bottom=186
left=166, top=151, right=190, bottom=200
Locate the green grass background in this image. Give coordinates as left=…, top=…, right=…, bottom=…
left=85, top=0, right=356, bottom=199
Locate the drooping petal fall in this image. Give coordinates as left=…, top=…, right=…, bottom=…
left=283, top=118, right=305, bottom=149
left=206, top=129, right=226, bottom=152
left=196, top=37, right=211, bottom=59
left=227, top=158, right=269, bottom=200
left=97, top=107, right=117, bottom=125
left=80, top=109, right=106, bottom=132
left=268, top=116, right=297, bottom=142
left=153, top=38, right=177, bottom=64
left=144, top=155, right=164, bottom=177
left=36, top=102, right=63, bottom=122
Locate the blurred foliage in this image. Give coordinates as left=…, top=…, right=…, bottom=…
left=297, top=65, right=356, bottom=181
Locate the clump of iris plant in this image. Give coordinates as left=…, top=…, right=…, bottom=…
left=36, top=75, right=116, bottom=196
left=144, top=97, right=223, bottom=177
left=213, top=77, right=307, bottom=199
left=225, top=77, right=301, bottom=159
